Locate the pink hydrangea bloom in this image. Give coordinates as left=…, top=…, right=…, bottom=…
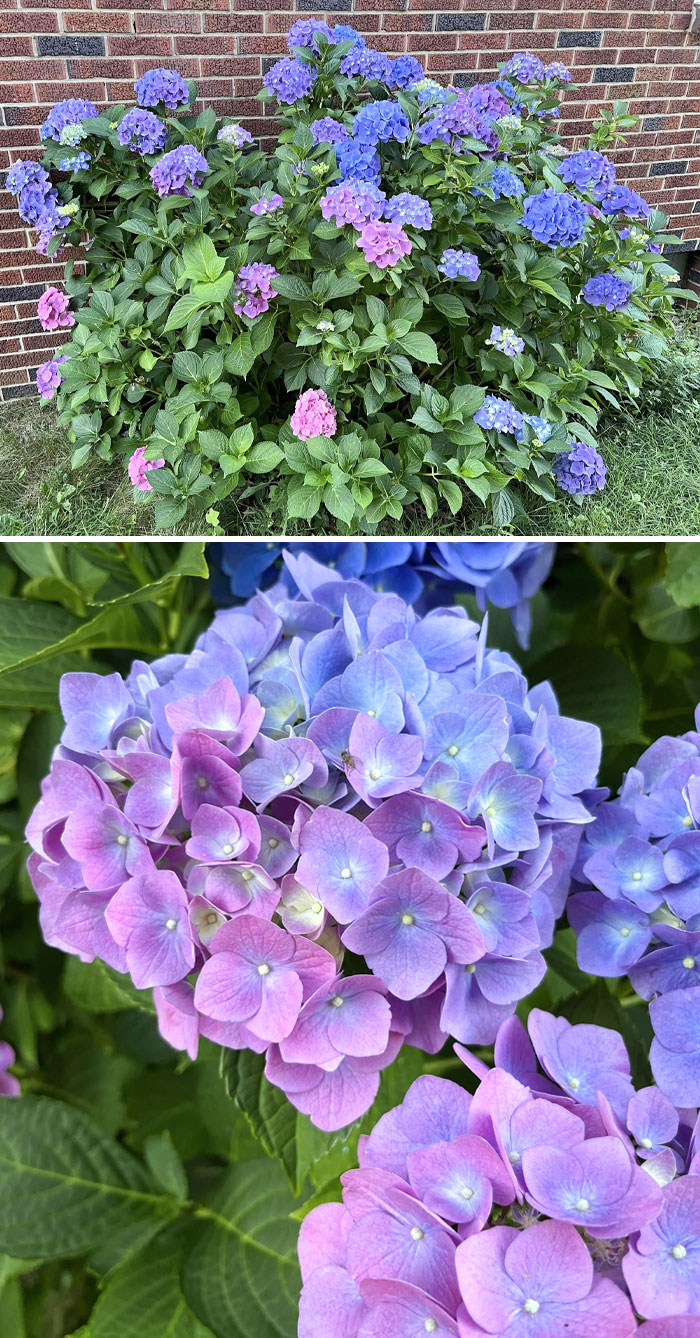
left=36, top=355, right=68, bottom=400
left=37, top=286, right=75, bottom=332
left=290, top=388, right=337, bottom=441
left=356, top=220, right=412, bottom=269
left=128, top=445, right=166, bottom=492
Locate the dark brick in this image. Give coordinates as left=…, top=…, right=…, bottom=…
left=557, top=30, right=602, bottom=47
left=436, top=13, right=485, bottom=30
left=297, top=0, right=352, bottom=8
left=694, top=201, right=700, bottom=212
left=0, top=283, right=44, bottom=303
left=649, top=159, right=688, bottom=176
left=262, top=56, right=277, bottom=73
left=664, top=239, right=696, bottom=251
left=642, top=115, right=666, bottom=131
left=593, top=65, right=634, bottom=82
left=1, top=382, right=33, bottom=400
left=37, top=35, right=105, bottom=56
left=452, top=71, right=481, bottom=88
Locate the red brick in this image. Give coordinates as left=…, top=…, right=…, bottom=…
left=64, top=10, right=132, bottom=30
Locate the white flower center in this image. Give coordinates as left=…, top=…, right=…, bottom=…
left=509, top=1150, right=520, bottom=1164
left=640, top=1138, right=652, bottom=1149
left=447, top=744, right=459, bottom=757
left=575, top=1198, right=590, bottom=1212
left=197, top=776, right=208, bottom=788
left=460, top=1186, right=474, bottom=1200
left=340, top=867, right=352, bottom=879
left=672, top=1244, right=687, bottom=1260
left=620, top=927, right=631, bottom=938
left=402, top=913, right=415, bottom=926
left=410, top=1227, right=424, bottom=1241
left=165, top=918, right=177, bottom=931
left=312, top=900, right=323, bottom=913
left=222, top=843, right=234, bottom=855
left=465, top=963, right=476, bottom=974
left=632, top=871, right=642, bottom=881
left=268, top=837, right=279, bottom=849
left=257, top=963, right=271, bottom=976
left=368, top=709, right=376, bottom=718
left=116, top=834, right=128, bottom=846
left=523, top=1299, right=540, bottom=1315
left=568, top=1077, right=580, bottom=1091
left=421, top=820, right=432, bottom=833
left=330, top=995, right=344, bottom=1008
left=474, top=903, right=486, bottom=915
left=283, top=773, right=295, bottom=786
left=683, top=956, right=696, bottom=969
left=370, top=769, right=381, bottom=781
left=424, top=1322, right=438, bottom=1335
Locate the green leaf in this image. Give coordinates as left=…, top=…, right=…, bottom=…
left=665, top=543, right=700, bottom=608
left=143, top=1134, right=188, bottom=1202
left=90, top=1224, right=216, bottom=1338
left=163, top=296, right=206, bottom=333
left=245, top=442, right=284, bottom=473
left=63, top=957, right=157, bottom=1015
left=181, top=235, right=225, bottom=284
left=221, top=1050, right=298, bottom=1190
left=182, top=1161, right=300, bottom=1338
left=270, top=274, right=311, bottom=301
left=0, top=1096, right=174, bottom=1260
left=224, top=334, right=256, bottom=379
left=398, top=332, right=440, bottom=364
left=529, top=645, right=644, bottom=747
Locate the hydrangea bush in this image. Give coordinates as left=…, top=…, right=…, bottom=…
left=26, top=546, right=601, bottom=1131
left=8, top=27, right=688, bottom=529
left=569, top=707, right=700, bottom=1110
left=298, top=1008, right=700, bottom=1336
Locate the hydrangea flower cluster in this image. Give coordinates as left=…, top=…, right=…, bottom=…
left=250, top=194, right=284, bottom=216
left=59, top=151, right=92, bottom=174
left=438, top=249, right=480, bottom=281
left=310, top=117, right=351, bottom=147
left=487, top=165, right=525, bottom=200
left=210, top=542, right=555, bottom=649
left=501, top=52, right=546, bottom=83
left=36, top=355, right=68, bottom=400
left=340, top=46, right=391, bottom=84
left=516, top=413, right=554, bottom=445
left=601, top=185, right=652, bottom=221
left=559, top=149, right=617, bottom=198
left=287, top=18, right=333, bottom=53
left=320, top=181, right=386, bottom=229
left=232, top=262, right=279, bottom=319
left=553, top=441, right=608, bottom=495
left=569, top=706, right=700, bottom=1108
left=353, top=101, right=411, bottom=147
left=335, top=140, right=382, bottom=184
left=40, top=98, right=98, bottom=143
left=264, top=57, right=317, bottom=104
left=298, top=1008, right=700, bottom=1336
left=0, top=1007, right=18, bottom=1098
left=583, top=272, right=633, bottom=312
left=26, top=550, right=600, bottom=1131
left=419, top=91, right=499, bottom=153
left=473, top=395, right=524, bottom=435
left=290, top=388, right=337, bottom=441
left=383, top=192, right=433, bottom=231
left=117, top=108, right=168, bottom=156
left=521, top=188, right=588, bottom=248
left=357, top=220, right=412, bottom=269
left=149, top=145, right=208, bottom=198
left=486, top=326, right=525, bottom=357
left=389, top=55, right=424, bottom=89
left=37, top=287, right=75, bottom=333
left=134, top=68, right=189, bottom=112
left=216, top=123, right=254, bottom=149
left=127, top=446, right=165, bottom=491
left=6, top=160, right=48, bottom=194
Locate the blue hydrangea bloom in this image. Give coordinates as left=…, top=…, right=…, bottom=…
left=40, top=98, right=98, bottom=143
left=264, top=57, right=317, bottom=104
left=501, top=52, right=546, bottom=83
left=287, top=19, right=333, bottom=53
left=516, top=414, right=553, bottom=444
left=117, top=108, right=167, bottom=156
left=335, top=139, right=381, bottom=184
left=521, top=188, right=587, bottom=248
left=419, top=93, right=498, bottom=152
left=553, top=442, right=607, bottom=494
left=474, top=395, right=524, bottom=435
left=601, top=184, right=651, bottom=221
left=383, top=192, right=433, bottom=230
left=134, top=69, right=189, bottom=112
left=558, top=150, right=616, bottom=199
left=352, top=100, right=411, bottom=146
left=475, top=165, right=525, bottom=200
left=388, top=55, right=424, bottom=89
left=6, top=160, right=49, bottom=194
left=544, top=60, right=573, bottom=81
left=17, top=182, right=56, bottom=224
left=310, top=117, right=351, bottom=147
left=150, top=145, right=209, bottom=197
left=438, top=248, right=480, bottom=281
left=341, top=46, right=391, bottom=82
left=332, top=25, right=365, bottom=47
left=58, top=151, right=92, bottom=173
left=582, top=272, right=633, bottom=312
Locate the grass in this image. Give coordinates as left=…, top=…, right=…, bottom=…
left=3, top=321, right=700, bottom=537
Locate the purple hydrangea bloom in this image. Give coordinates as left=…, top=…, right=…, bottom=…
left=134, top=68, right=189, bottom=112
left=333, top=24, right=364, bottom=47
left=465, top=82, right=511, bottom=122
left=26, top=549, right=603, bottom=1131
left=36, top=354, right=68, bottom=400
left=601, top=183, right=652, bottom=220
left=419, top=92, right=498, bottom=152
left=335, top=139, right=382, bottom=184
left=18, top=182, right=57, bottom=225
left=232, top=262, right=278, bottom=319
left=340, top=46, right=391, bottom=83
left=216, top=122, right=253, bottom=149
left=149, top=145, right=208, bottom=197
left=352, top=100, right=411, bottom=147
left=287, top=18, right=333, bottom=53
left=623, top=1178, right=700, bottom=1318
left=40, top=98, right=98, bottom=143
left=553, top=441, right=607, bottom=495
left=264, top=56, right=317, bottom=104
left=521, top=188, right=587, bottom=248
left=582, top=271, right=633, bottom=312
left=58, top=151, right=91, bottom=173
left=250, top=193, right=284, bottom=216
left=438, top=248, right=480, bottom=281
left=310, top=117, right=351, bottom=147
left=6, top=160, right=49, bottom=194
left=558, top=149, right=616, bottom=198
left=383, top=192, right=432, bottom=230
left=320, top=180, right=386, bottom=229
left=545, top=60, right=573, bottom=81
left=117, top=107, right=167, bottom=155
left=501, top=52, right=546, bottom=83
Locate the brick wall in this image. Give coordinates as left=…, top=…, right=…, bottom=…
left=0, top=0, right=699, bottom=399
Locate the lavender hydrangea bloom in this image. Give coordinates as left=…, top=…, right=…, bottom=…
left=310, top=117, right=351, bottom=147
left=501, top=52, right=546, bottom=83
left=554, top=442, right=607, bottom=495
left=388, top=55, right=424, bottom=89
left=521, top=188, right=587, bottom=248
left=18, top=182, right=57, bottom=225
left=264, top=56, right=317, bottom=104
left=582, top=271, right=633, bottom=312
left=383, top=192, right=432, bottom=230
left=40, top=98, right=98, bottom=142
left=117, top=108, right=167, bottom=155
left=438, top=248, right=480, bottom=281
left=558, top=149, right=616, bottom=198
left=623, top=1178, right=700, bottom=1317
left=216, top=122, right=253, bottom=149
left=601, top=183, right=651, bottom=220
left=340, top=46, right=391, bottom=83
left=134, top=68, right=189, bottom=112
left=420, top=93, right=498, bottom=152
left=287, top=18, right=333, bottom=53
left=150, top=145, right=208, bottom=197
left=320, top=180, right=386, bottom=229
left=6, top=159, right=49, bottom=194
left=26, top=549, right=602, bottom=1130
left=479, top=165, right=525, bottom=200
